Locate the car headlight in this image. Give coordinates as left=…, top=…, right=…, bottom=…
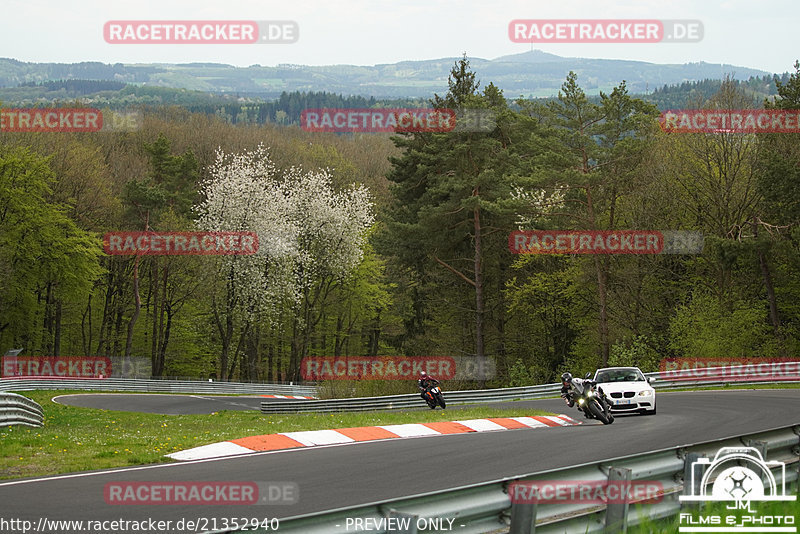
left=638, top=390, right=653, bottom=396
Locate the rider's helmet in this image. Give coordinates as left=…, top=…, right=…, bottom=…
left=420, top=371, right=428, bottom=380
left=561, top=372, right=573, bottom=387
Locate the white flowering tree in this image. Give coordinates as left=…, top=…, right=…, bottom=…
left=194, top=145, right=374, bottom=379
left=510, top=185, right=567, bottom=230
left=281, top=166, right=374, bottom=378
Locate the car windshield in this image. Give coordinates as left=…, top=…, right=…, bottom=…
left=595, top=369, right=646, bottom=383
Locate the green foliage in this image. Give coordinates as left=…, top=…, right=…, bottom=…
left=630, top=480, right=800, bottom=533
left=505, top=258, right=579, bottom=380
left=0, top=146, right=104, bottom=347
left=669, top=292, right=777, bottom=359
left=2, top=60, right=799, bottom=386
left=608, top=335, right=660, bottom=372
left=505, top=358, right=536, bottom=387
left=317, top=379, right=415, bottom=399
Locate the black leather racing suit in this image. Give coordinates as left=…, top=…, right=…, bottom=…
left=419, top=377, right=440, bottom=400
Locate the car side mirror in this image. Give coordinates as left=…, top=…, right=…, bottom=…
left=585, top=372, right=592, bottom=379
left=646, top=376, right=654, bottom=383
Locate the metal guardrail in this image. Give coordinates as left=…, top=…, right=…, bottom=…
left=260, top=363, right=800, bottom=414
left=0, top=377, right=317, bottom=397
left=261, top=385, right=557, bottom=413
left=0, top=392, right=44, bottom=427
left=233, top=424, right=800, bottom=534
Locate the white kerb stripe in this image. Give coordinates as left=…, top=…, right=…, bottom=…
left=454, top=419, right=506, bottom=432
left=511, top=417, right=550, bottom=428
left=166, top=441, right=252, bottom=461
left=273, top=395, right=287, bottom=398
left=379, top=424, right=441, bottom=438
left=280, top=430, right=355, bottom=446
left=542, top=415, right=574, bottom=426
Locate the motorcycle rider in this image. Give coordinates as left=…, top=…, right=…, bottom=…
left=560, top=371, right=613, bottom=417
left=560, top=372, right=576, bottom=407
left=418, top=371, right=440, bottom=400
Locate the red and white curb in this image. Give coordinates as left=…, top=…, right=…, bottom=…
left=167, top=414, right=580, bottom=461
left=260, top=395, right=316, bottom=399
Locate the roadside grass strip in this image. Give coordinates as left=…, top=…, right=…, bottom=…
left=0, top=391, right=556, bottom=480
left=167, top=414, right=581, bottom=461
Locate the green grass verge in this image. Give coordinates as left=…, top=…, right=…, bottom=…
left=0, top=390, right=552, bottom=480
left=628, top=483, right=800, bottom=533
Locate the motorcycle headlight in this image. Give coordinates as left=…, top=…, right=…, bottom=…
left=586, top=390, right=594, bottom=397
left=638, top=390, right=652, bottom=396
left=578, top=398, right=585, bottom=405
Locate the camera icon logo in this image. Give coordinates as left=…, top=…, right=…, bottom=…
left=680, top=447, right=796, bottom=503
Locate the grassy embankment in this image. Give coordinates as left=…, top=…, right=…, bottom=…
left=0, top=390, right=552, bottom=480
left=628, top=487, right=800, bottom=533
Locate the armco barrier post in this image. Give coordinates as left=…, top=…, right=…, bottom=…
left=794, top=426, right=800, bottom=487
left=682, top=452, right=705, bottom=510
left=509, top=499, right=537, bottom=534
left=605, top=467, right=631, bottom=533
left=748, top=440, right=770, bottom=487
left=387, top=511, right=417, bottom=533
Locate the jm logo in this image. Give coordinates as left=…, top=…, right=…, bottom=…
left=680, top=446, right=796, bottom=504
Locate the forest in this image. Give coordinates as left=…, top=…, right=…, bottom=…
left=1, top=58, right=799, bottom=390
left=1, top=74, right=790, bottom=126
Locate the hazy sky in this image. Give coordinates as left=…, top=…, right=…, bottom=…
left=2, top=0, right=797, bottom=74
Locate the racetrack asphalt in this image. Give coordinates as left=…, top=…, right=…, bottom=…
left=2, top=389, right=798, bottom=533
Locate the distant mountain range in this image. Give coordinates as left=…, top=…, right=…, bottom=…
left=0, top=52, right=776, bottom=100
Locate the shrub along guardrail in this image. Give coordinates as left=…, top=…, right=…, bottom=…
left=260, top=363, right=800, bottom=414
left=0, top=392, right=44, bottom=427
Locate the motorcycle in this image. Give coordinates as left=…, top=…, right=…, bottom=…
left=565, top=374, right=614, bottom=424
left=424, top=385, right=446, bottom=409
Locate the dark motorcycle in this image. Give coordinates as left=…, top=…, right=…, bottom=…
left=424, top=385, right=446, bottom=409
left=566, top=374, right=613, bottom=424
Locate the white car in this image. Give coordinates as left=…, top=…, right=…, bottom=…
left=592, top=366, right=656, bottom=415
